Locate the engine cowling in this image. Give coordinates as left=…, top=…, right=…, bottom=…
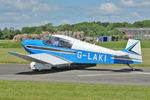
left=30, top=62, right=51, bottom=71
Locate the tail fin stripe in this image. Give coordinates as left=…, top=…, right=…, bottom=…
left=125, top=40, right=141, bottom=56
left=123, top=39, right=142, bottom=63
left=128, top=42, right=141, bottom=55
left=121, top=50, right=140, bottom=56
left=126, top=42, right=138, bottom=51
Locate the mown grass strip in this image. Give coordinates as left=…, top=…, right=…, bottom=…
left=0, top=41, right=22, bottom=48
left=96, top=40, right=150, bottom=48
left=0, top=48, right=29, bottom=64
left=0, top=48, right=149, bottom=67
left=0, top=40, right=149, bottom=66
left=0, top=40, right=150, bottom=48
left=0, top=81, right=150, bottom=100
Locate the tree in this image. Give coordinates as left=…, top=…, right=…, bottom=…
left=109, top=28, right=123, bottom=39
left=0, top=29, right=2, bottom=39
left=2, top=27, right=9, bottom=39
left=101, top=22, right=110, bottom=27
left=22, top=27, right=36, bottom=34
left=133, top=21, right=144, bottom=28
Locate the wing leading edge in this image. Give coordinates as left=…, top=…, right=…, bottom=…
left=8, top=51, right=71, bottom=67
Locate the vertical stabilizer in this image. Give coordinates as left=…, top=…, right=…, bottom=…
left=125, top=39, right=142, bottom=63
left=125, top=39, right=141, bottom=55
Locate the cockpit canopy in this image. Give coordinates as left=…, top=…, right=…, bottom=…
left=43, top=36, right=72, bottom=49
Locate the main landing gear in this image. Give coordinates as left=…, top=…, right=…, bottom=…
left=30, top=62, right=51, bottom=71
left=127, top=64, right=135, bottom=71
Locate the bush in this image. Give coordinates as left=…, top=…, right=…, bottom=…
left=123, top=36, right=129, bottom=40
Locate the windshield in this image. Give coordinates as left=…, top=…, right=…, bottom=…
left=43, top=36, right=72, bottom=49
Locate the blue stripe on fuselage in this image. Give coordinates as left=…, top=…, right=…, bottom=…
left=114, top=59, right=142, bottom=64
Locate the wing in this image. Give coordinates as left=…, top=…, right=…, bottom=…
left=8, top=51, right=71, bottom=67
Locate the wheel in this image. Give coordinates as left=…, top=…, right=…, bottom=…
left=32, top=69, right=40, bottom=72
left=132, top=68, right=136, bottom=71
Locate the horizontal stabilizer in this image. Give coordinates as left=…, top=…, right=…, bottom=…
left=8, top=51, right=70, bottom=67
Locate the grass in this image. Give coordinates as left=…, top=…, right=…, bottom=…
left=0, top=48, right=29, bottom=64
left=110, top=48, right=150, bottom=67
left=0, top=40, right=10, bottom=43
left=0, top=40, right=22, bottom=48
left=0, top=48, right=149, bottom=66
left=0, top=40, right=149, bottom=66
left=0, top=40, right=149, bottom=100
left=0, top=81, right=150, bottom=100
left=0, top=40, right=150, bottom=48
left=0, top=48, right=150, bottom=67
left=96, top=40, right=150, bottom=48
left=134, top=48, right=150, bottom=67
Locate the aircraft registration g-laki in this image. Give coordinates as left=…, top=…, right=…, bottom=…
left=8, top=35, right=142, bottom=71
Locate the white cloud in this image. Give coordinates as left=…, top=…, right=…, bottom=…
left=60, top=19, right=70, bottom=25
left=141, top=1, right=150, bottom=6
left=0, top=0, right=149, bottom=29
left=0, top=0, right=60, bottom=12
left=0, top=0, right=33, bottom=11
left=97, top=2, right=120, bottom=15
left=32, top=3, right=59, bottom=12
left=0, top=0, right=60, bottom=29
left=120, top=0, right=150, bottom=7
left=120, top=0, right=134, bottom=7
left=0, top=12, right=31, bottom=24
left=131, top=12, right=141, bottom=18
left=15, top=0, right=28, bottom=10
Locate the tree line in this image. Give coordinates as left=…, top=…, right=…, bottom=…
left=1, top=20, right=150, bottom=39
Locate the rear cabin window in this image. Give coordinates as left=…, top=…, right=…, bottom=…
left=43, top=36, right=72, bottom=49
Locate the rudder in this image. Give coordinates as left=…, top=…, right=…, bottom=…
left=125, top=39, right=142, bottom=63
left=125, top=39, right=141, bottom=55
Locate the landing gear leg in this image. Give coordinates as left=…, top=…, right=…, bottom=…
left=127, top=64, right=135, bottom=71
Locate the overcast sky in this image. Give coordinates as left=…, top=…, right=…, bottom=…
left=0, top=0, right=150, bottom=29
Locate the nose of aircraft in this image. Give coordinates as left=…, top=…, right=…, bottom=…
left=22, top=40, right=42, bottom=53
left=22, top=40, right=30, bottom=46
left=22, top=40, right=42, bottom=47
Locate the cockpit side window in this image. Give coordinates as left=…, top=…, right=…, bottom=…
left=43, top=36, right=72, bottom=49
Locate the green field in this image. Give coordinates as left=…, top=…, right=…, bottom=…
left=0, top=48, right=28, bottom=64
left=0, top=41, right=22, bottom=48
left=0, top=41, right=149, bottom=100
left=0, top=40, right=150, bottom=48
left=0, top=81, right=150, bottom=100
left=0, top=40, right=149, bottom=66
left=0, top=48, right=149, bottom=66
left=96, top=40, right=150, bottom=48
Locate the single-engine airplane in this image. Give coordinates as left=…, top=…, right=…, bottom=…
left=8, top=35, right=142, bottom=71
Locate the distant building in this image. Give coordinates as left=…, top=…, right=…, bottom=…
left=118, top=28, right=150, bottom=40
left=98, top=35, right=119, bottom=42
left=99, top=36, right=109, bottom=42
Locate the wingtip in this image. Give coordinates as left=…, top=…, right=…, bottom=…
left=8, top=51, right=14, bottom=54
left=8, top=51, right=19, bottom=54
